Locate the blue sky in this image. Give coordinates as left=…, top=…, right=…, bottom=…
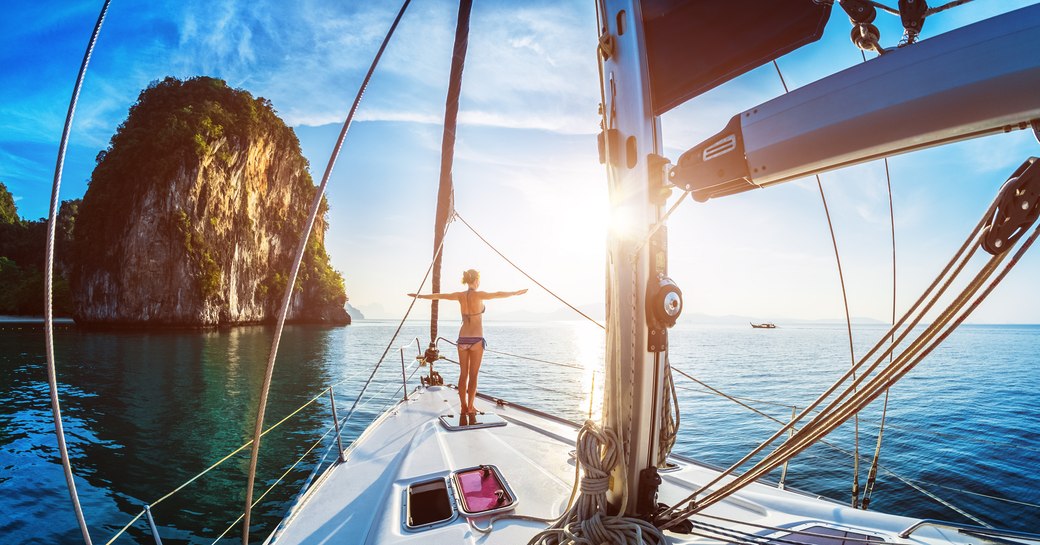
left=3, top=0, right=1039, bottom=323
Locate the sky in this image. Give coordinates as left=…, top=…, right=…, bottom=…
left=2, top=0, right=1039, bottom=324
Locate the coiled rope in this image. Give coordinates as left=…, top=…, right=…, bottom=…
left=240, top=1, right=413, bottom=542
left=43, top=1, right=112, bottom=543
left=527, top=420, right=666, bottom=545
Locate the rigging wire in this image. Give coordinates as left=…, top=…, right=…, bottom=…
left=101, top=359, right=397, bottom=544
left=447, top=360, right=584, bottom=400
left=454, top=212, right=606, bottom=330
left=630, top=189, right=691, bottom=262
left=438, top=336, right=597, bottom=372
left=863, top=47, right=898, bottom=509
left=658, top=186, right=1034, bottom=528
left=240, top=1, right=413, bottom=541
left=43, top=1, right=112, bottom=543
left=927, top=0, right=978, bottom=16
left=672, top=378, right=1040, bottom=462
left=668, top=367, right=998, bottom=524
left=772, top=59, right=862, bottom=508
left=350, top=221, right=450, bottom=424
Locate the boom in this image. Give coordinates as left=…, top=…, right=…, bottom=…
left=670, top=4, right=1040, bottom=201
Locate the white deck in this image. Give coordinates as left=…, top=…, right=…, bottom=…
left=265, top=385, right=1030, bottom=545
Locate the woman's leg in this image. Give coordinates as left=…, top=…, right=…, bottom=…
left=457, top=347, right=471, bottom=414
left=466, top=345, right=484, bottom=414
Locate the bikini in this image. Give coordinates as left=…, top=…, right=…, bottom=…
left=457, top=289, right=487, bottom=350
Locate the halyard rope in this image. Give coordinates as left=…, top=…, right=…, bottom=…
left=454, top=212, right=606, bottom=330
left=241, top=2, right=413, bottom=541
left=43, top=1, right=112, bottom=543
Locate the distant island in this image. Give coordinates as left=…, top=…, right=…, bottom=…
left=0, top=76, right=351, bottom=327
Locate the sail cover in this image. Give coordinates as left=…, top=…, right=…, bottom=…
left=641, top=0, right=832, bottom=114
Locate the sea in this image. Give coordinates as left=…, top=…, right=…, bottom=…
left=1, top=319, right=1037, bottom=543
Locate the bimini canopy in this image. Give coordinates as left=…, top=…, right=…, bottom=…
left=641, top=0, right=832, bottom=115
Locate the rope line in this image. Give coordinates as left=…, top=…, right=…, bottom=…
left=672, top=383, right=798, bottom=410
left=214, top=411, right=343, bottom=544
left=771, top=59, right=862, bottom=508
left=668, top=367, right=995, bottom=523
left=926, top=0, right=977, bottom=16
left=630, top=189, right=691, bottom=263
left=862, top=49, right=898, bottom=509
left=674, top=378, right=1040, bottom=463
left=663, top=217, right=1038, bottom=529
left=101, top=362, right=386, bottom=544
left=453, top=212, right=606, bottom=330
left=240, top=2, right=414, bottom=542
left=659, top=189, right=1032, bottom=527
left=43, top=2, right=113, bottom=543
left=437, top=336, right=597, bottom=372
left=354, top=220, right=449, bottom=418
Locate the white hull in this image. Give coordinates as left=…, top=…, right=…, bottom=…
left=266, top=385, right=1029, bottom=545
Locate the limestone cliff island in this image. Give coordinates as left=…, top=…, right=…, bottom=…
left=71, top=76, right=350, bottom=327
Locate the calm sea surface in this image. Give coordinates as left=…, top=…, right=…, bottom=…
left=1, top=320, right=1038, bottom=543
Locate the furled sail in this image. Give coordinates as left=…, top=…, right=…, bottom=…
left=641, top=0, right=831, bottom=114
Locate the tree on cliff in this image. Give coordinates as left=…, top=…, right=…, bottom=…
left=0, top=182, right=76, bottom=315
left=72, top=76, right=349, bottom=326
left=0, top=182, right=17, bottom=225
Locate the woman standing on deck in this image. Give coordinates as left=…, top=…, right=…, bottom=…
left=409, top=269, right=526, bottom=418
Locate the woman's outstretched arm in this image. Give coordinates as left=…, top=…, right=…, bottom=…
left=481, top=289, right=528, bottom=300
left=407, top=292, right=460, bottom=300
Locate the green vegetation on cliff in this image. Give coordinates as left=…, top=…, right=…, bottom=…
left=0, top=181, right=17, bottom=225
left=0, top=181, right=75, bottom=315
left=73, top=76, right=348, bottom=325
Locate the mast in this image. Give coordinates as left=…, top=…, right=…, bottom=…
left=596, top=0, right=679, bottom=518
left=428, top=0, right=473, bottom=363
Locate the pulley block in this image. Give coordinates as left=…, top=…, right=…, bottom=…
left=982, top=157, right=1040, bottom=255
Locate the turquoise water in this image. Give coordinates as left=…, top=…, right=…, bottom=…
left=1, top=320, right=1037, bottom=543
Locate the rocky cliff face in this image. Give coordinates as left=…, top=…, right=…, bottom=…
left=71, top=76, right=349, bottom=327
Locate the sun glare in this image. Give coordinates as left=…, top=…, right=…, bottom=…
left=576, top=321, right=605, bottom=421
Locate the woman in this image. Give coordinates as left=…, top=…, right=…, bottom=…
left=408, top=269, right=526, bottom=418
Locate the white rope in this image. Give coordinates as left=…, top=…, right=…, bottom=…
left=44, top=2, right=112, bottom=543
left=240, top=2, right=414, bottom=541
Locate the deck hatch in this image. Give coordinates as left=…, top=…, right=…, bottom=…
left=452, top=464, right=518, bottom=516
left=438, top=412, right=507, bottom=431
left=405, top=477, right=456, bottom=529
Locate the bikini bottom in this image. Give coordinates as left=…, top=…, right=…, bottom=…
left=456, top=336, right=487, bottom=350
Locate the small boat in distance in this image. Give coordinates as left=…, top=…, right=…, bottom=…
left=751, top=322, right=777, bottom=329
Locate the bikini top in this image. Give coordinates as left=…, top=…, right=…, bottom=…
left=461, top=289, right=486, bottom=320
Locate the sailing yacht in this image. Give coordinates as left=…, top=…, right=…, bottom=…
left=259, top=2, right=1040, bottom=544
left=39, top=1, right=1040, bottom=544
